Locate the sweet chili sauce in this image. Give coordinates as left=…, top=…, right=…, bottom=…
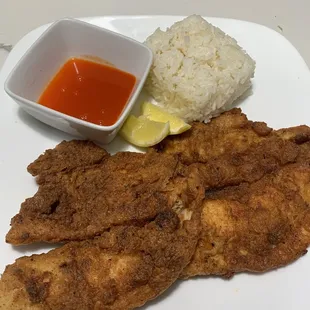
left=38, top=57, right=136, bottom=126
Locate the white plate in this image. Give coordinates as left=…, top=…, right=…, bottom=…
left=1, top=16, right=310, bottom=310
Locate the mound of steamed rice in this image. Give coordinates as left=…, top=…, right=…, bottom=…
left=144, top=15, right=256, bottom=122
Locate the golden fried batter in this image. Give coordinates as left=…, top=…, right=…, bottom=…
left=182, top=164, right=310, bottom=278
left=275, top=125, right=310, bottom=163
left=154, top=110, right=310, bottom=278
left=27, top=140, right=110, bottom=179
left=153, top=108, right=304, bottom=189
left=275, top=125, right=310, bottom=145
left=4, top=108, right=310, bottom=309
left=7, top=151, right=203, bottom=245
left=0, top=206, right=202, bottom=309
left=154, top=107, right=310, bottom=195
left=154, top=108, right=273, bottom=165
left=193, top=136, right=299, bottom=189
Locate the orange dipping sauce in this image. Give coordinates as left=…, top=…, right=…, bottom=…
left=38, top=57, right=136, bottom=126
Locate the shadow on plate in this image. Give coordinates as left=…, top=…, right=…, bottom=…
left=17, top=107, right=136, bottom=153
left=233, top=86, right=253, bottom=107
left=186, top=274, right=232, bottom=282
left=17, top=107, right=73, bottom=143
left=207, top=86, right=253, bottom=122
left=11, top=242, right=62, bottom=254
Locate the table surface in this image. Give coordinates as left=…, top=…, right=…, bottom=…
left=1, top=0, right=309, bottom=69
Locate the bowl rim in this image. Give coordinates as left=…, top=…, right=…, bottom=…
left=4, top=17, right=153, bottom=131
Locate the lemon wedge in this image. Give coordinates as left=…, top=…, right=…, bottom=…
left=141, top=102, right=191, bottom=135
left=120, top=115, right=170, bottom=147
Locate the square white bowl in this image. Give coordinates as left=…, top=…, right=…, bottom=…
left=4, top=18, right=153, bottom=144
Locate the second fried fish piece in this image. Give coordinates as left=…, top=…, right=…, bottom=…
left=154, top=108, right=310, bottom=191
left=7, top=150, right=203, bottom=245
left=181, top=164, right=310, bottom=278
left=0, top=204, right=202, bottom=309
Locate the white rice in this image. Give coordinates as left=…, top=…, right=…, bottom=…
left=144, top=15, right=256, bottom=122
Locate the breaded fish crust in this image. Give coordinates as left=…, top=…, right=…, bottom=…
left=27, top=140, right=110, bottom=179
left=192, top=136, right=299, bottom=189
left=7, top=151, right=203, bottom=245
left=182, top=164, right=310, bottom=278
left=0, top=206, right=202, bottom=309
left=154, top=108, right=273, bottom=165
left=154, top=110, right=310, bottom=278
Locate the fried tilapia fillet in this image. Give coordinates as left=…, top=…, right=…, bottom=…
left=154, top=108, right=310, bottom=277
left=7, top=146, right=203, bottom=245
left=2, top=143, right=204, bottom=309
left=6, top=109, right=310, bottom=288
left=154, top=108, right=273, bottom=165
left=154, top=108, right=308, bottom=189
left=154, top=108, right=310, bottom=190
left=0, top=206, right=202, bottom=309
left=182, top=164, right=310, bottom=278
